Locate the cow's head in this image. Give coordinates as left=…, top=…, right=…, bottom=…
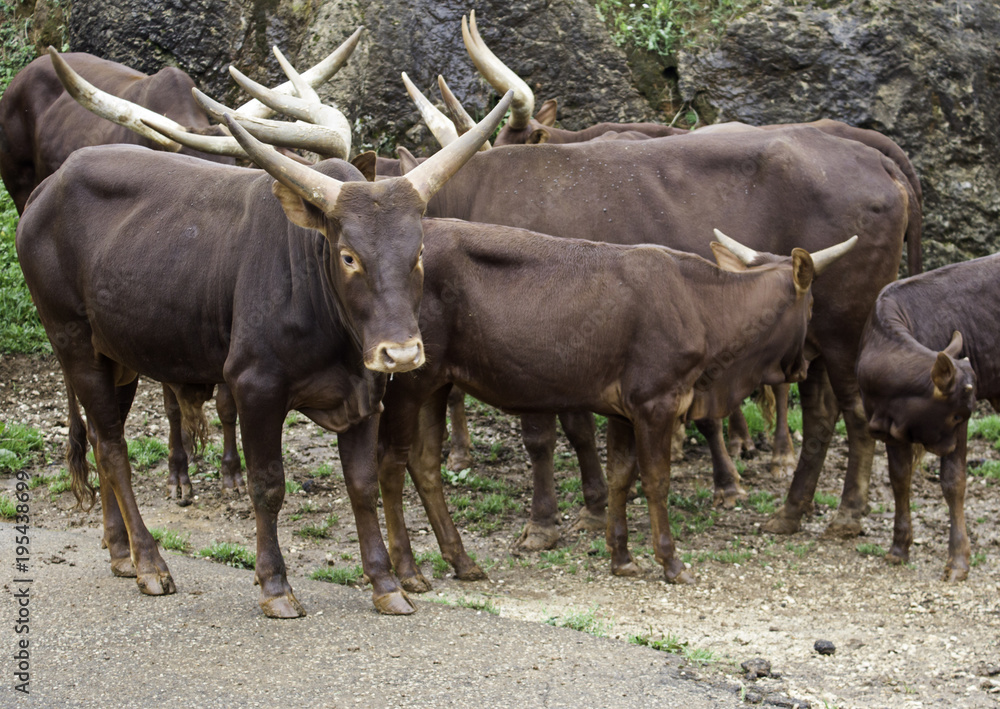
left=706, top=231, right=857, bottom=394
left=225, top=92, right=513, bottom=373
left=859, top=330, right=976, bottom=456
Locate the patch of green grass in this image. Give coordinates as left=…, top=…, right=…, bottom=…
left=554, top=452, right=577, bottom=472
left=47, top=472, right=71, bottom=496
left=488, top=440, right=503, bottom=463
left=630, top=631, right=717, bottom=664
left=149, top=528, right=191, bottom=552
left=814, top=490, right=840, bottom=509
left=309, top=462, right=334, bottom=478
left=442, top=466, right=512, bottom=494
left=787, top=405, right=803, bottom=435
left=588, top=539, right=611, bottom=558
left=285, top=479, right=302, bottom=495
left=199, top=542, right=255, bottom=569
left=1, top=186, right=51, bottom=354
left=127, top=436, right=169, bottom=471
left=971, top=551, right=986, bottom=567
left=785, top=541, right=815, bottom=558
left=539, top=549, right=570, bottom=569
left=456, top=597, right=500, bottom=615
left=0, top=493, right=17, bottom=518
left=747, top=489, right=776, bottom=515
left=458, top=492, right=517, bottom=524
left=0, top=422, right=46, bottom=473
left=682, top=539, right=752, bottom=565
left=294, top=514, right=339, bottom=539
left=545, top=606, right=609, bottom=637
left=415, top=550, right=451, bottom=579
left=310, top=564, right=363, bottom=585
left=740, top=399, right=769, bottom=438
left=856, top=542, right=885, bottom=557
left=969, top=460, right=1000, bottom=481
left=969, top=415, right=1000, bottom=445
left=558, top=477, right=582, bottom=494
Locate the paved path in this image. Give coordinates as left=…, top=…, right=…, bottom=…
left=1, top=526, right=744, bottom=708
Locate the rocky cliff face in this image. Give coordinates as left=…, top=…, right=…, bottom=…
left=19, top=0, right=996, bottom=266
left=678, top=0, right=1000, bottom=269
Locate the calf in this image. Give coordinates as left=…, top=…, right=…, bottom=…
left=15, top=94, right=511, bottom=617
left=377, top=223, right=855, bottom=590
left=857, top=254, right=999, bottom=581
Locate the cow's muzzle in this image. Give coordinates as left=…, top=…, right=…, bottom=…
left=368, top=337, right=425, bottom=373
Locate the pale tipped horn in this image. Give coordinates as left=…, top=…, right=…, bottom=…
left=228, top=67, right=352, bottom=157
left=223, top=113, right=343, bottom=212
left=462, top=10, right=534, bottom=130
left=404, top=90, right=512, bottom=204
left=402, top=72, right=458, bottom=147
left=437, top=75, right=490, bottom=151
left=272, top=45, right=320, bottom=103
left=236, top=26, right=364, bottom=118
left=810, top=235, right=858, bottom=275
left=712, top=228, right=762, bottom=265
left=139, top=114, right=248, bottom=158
left=48, top=47, right=184, bottom=151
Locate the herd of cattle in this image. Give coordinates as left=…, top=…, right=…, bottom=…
left=1, top=14, right=994, bottom=618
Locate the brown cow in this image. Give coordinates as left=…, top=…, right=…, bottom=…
left=376, top=222, right=855, bottom=590
left=857, top=254, right=999, bottom=581
left=14, top=93, right=511, bottom=617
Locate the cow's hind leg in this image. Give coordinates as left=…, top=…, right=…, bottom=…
left=163, top=385, right=193, bottom=502
left=76, top=366, right=174, bottom=595
left=561, top=412, right=608, bottom=534
left=605, top=418, right=642, bottom=577
left=516, top=413, right=561, bottom=551
left=216, top=384, right=245, bottom=494
left=940, top=428, right=971, bottom=582
left=768, top=384, right=797, bottom=478
left=726, top=409, right=756, bottom=459
left=696, top=418, right=747, bottom=508
left=885, top=439, right=915, bottom=567
left=445, top=387, right=474, bottom=471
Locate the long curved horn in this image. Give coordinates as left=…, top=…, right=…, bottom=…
left=404, top=90, right=512, bottom=203
left=229, top=66, right=352, bottom=156
left=462, top=11, right=534, bottom=130
left=139, top=114, right=248, bottom=158
left=437, top=75, right=490, bottom=151
left=272, top=46, right=320, bottom=103
left=47, top=47, right=183, bottom=151
left=236, top=26, right=364, bottom=118
left=712, top=229, right=761, bottom=265
left=192, top=87, right=348, bottom=158
left=810, top=235, right=858, bottom=275
left=402, top=72, right=458, bottom=147
left=223, top=113, right=343, bottom=212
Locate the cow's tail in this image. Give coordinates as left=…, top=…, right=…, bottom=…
left=754, top=386, right=777, bottom=428
left=904, top=179, right=923, bottom=276
left=66, top=383, right=97, bottom=511
left=177, top=396, right=210, bottom=455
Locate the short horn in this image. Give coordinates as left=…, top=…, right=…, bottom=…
left=402, top=72, right=458, bottom=147
left=712, top=228, right=761, bottom=266
left=403, top=90, right=512, bottom=203
left=236, top=27, right=364, bottom=118
left=438, top=75, right=490, bottom=151
left=462, top=10, right=534, bottom=130
left=48, top=47, right=183, bottom=151
left=223, top=113, right=343, bottom=213
left=810, top=235, right=859, bottom=275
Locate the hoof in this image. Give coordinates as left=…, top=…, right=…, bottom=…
left=666, top=568, right=697, bottom=585
left=136, top=571, right=177, bottom=596
left=762, top=506, right=802, bottom=535
left=454, top=562, right=488, bottom=582
left=886, top=551, right=907, bottom=566
left=110, top=557, right=137, bottom=578
left=260, top=591, right=306, bottom=618
left=611, top=560, right=644, bottom=577
left=569, top=508, right=606, bottom=534
left=400, top=573, right=432, bottom=594
left=515, top=522, right=560, bottom=552
left=373, top=589, right=416, bottom=615
left=713, top=486, right=747, bottom=510
left=446, top=453, right=474, bottom=471
left=167, top=484, right=181, bottom=500
left=942, top=565, right=969, bottom=582
left=822, top=515, right=863, bottom=539
left=768, top=453, right=797, bottom=479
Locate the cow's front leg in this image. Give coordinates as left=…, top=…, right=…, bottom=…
left=216, top=384, right=245, bottom=494
left=517, top=413, right=561, bottom=551
left=823, top=395, right=876, bottom=538
left=695, top=418, right=746, bottom=509
left=605, top=417, right=641, bottom=576
left=340, top=414, right=416, bottom=615
left=765, top=361, right=837, bottom=534
left=409, top=390, right=485, bottom=581
left=561, top=412, right=608, bottom=534
left=885, top=439, right=915, bottom=566
left=940, top=427, right=971, bottom=582
left=235, top=389, right=304, bottom=618
left=634, top=411, right=694, bottom=585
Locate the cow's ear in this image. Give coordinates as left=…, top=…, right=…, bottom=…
left=931, top=352, right=957, bottom=399
left=527, top=128, right=550, bottom=145
left=943, top=330, right=964, bottom=358
left=396, top=146, right=419, bottom=175
left=535, top=99, right=558, bottom=126
left=791, top=248, right=815, bottom=296
left=272, top=181, right=326, bottom=233
left=351, top=151, right=378, bottom=182
left=710, top=242, right=748, bottom=272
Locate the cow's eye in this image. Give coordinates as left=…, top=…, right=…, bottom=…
left=341, top=252, right=359, bottom=270
left=343, top=254, right=354, bottom=266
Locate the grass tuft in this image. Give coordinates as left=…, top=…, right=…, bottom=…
left=198, top=542, right=256, bottom=569
left=150, top=528, right=191, bottom=552
left=0, top=422, right=46, bottom=473
left=310, top=565, right=363, bottom=585
left=127, top=437, right=169, bottom=471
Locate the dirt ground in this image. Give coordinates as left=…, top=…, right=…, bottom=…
left=3, top=352, right=1000, bottom=709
